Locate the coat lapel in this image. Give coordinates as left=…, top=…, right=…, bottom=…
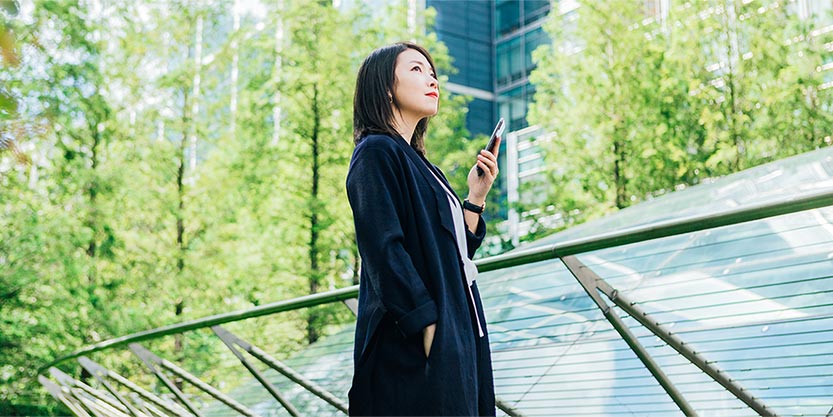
left=393, top=137, right=458, bottom=240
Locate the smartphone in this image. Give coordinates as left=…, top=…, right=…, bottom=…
left=477, top=118, right=505, bottom=177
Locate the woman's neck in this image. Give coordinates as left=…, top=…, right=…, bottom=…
left=392, top=113, right=418, bottom=144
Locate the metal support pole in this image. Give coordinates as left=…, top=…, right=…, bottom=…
left=130, top=343, right=263, bottom=417
left=73, top=390, right=134, bottom=417
left=343, top=298, right=358, bottom=316
left=77, top=382, right=133, bottom=414
left=104, top=364, right=194, bottom=417
left=78, top=357, right=146, bottom=417
left=78, top=357, right=193, bottom=417
left=49, top=367, right=132, bottom=416
left=136, top=400, right=171, bottom=417
left=563, top=255, right=779, bottom=417
left=562, top=255, right=699, bottom=417
left=129, top=344, right=204, bottom=417
left=39, top=375, right=93, bottom=417
left=211, top=326, right=301, bottom=416
left=594, top=276, right=778, bottom=416
left=210, top=326, right=349, bottom=413
left=46, top=372, right=111, bottom=417
left=495, top=397, right=524, bottom=417
left=51, top=377, right=132, bottom=417
left=70, top=392, right=107, bottom=417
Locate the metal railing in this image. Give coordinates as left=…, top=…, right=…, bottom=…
left=40, top=187, right=833, bottom=417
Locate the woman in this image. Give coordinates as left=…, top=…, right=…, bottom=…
left=346, top=42, right=499, bottom=416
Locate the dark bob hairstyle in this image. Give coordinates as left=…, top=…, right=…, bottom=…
left=353, top=42, right=437, bottom=155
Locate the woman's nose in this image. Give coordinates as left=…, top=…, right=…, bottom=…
left=428, top=76, right=437, bottom=88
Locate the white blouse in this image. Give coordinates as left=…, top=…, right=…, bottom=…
left=423, top=164, right=485, bottom=338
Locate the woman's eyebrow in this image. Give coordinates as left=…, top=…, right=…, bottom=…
left=407, top=60, right=430, bottom=68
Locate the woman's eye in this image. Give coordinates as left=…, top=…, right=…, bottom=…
left=412, top=65, right=436, bottom=79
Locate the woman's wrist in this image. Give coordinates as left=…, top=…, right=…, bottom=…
left=466, top=194, right=486, bottom=206
left=463, top=199, right=485, bottom=214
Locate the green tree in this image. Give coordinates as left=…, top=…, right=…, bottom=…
left=1, top=0, right=482, bottom=412
left=528, top=0, right=833, bottom=235
left=529, top=1, right=667, bottom=221
left=1, top=0, right=121, bottom=411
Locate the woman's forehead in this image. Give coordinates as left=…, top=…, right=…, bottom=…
left=397, top=48, right=431, bottom=68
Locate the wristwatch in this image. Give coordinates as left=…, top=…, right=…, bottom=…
left=463, top=199, right=484, bottom=214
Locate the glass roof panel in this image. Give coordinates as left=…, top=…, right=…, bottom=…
left=527, top=146, right=833, bottom=248
left=196, top=147, right=833, bottom=416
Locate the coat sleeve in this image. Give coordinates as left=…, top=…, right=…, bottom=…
left=465, top=215, right=486, bottom=259
left=347, top=145, right=438, bottom=338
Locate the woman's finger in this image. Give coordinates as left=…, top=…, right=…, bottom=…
left=477, top=161, right=495, bottom=181
left=480, top=149, right=498, bottom=161
left=478, top=155, right=497, bottom=171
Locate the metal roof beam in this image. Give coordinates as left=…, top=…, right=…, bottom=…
left=78, top=357, right=192, bottom=417
left=211, top=326, right=302, bottom=416
left=129, top=343, right=262, bottom=417
left=565, top=255, right=779, bottom=417
left=562, top=255, right=699, bottom=417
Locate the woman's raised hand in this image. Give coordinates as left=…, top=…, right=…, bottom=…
left=466, top=136, right=501, bottom=206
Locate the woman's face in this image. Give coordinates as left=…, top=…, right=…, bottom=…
left=392, top=48, right=439, bottom=121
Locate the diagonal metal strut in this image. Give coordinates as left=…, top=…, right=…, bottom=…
left=211, top=326, right=302, bottom=416
left=129, top=344, right=202, bottom=417
left=39, top=375, right=93, bottom=417
left=562, top=255, right=779, bottom=417
left=49, top=367, right=133, bottom=416
left=562, top=255, right=698, bottom=416
left=78, top=357, right=193, bottom=417
left=130, top=343, right=262, bottom=417
left=78, top=357, right=147, bottom=417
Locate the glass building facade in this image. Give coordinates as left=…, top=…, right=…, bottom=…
left=427, top=0, right=496, bottom=137
left=427, top=0, right=553, bottom=136
left=494, top=0, right=549, bottom=133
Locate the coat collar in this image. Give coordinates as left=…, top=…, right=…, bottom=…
left=390, top=134, right=458, bottom=240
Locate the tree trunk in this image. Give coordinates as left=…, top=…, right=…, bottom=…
left=188, top=15, right=203, bottom=171
left=307, top=83, right=321, bottom=344
left=173, top=10, right=200, bottom=368
left=173, top=298, right=185, bottom=390
left=173, top=85, right=189, bottom=389
left=723, top=0, right=741, bottom=171
left=604, top=34, right=627, bottom=210
left=272, top=0, right=284, bottom=146
left=86, top=128, right=100, bottom=270
left=613, top=137, right=627, bottom=209
left=230, top=0, right=239, bottom=137
left=177, top=88, right=189, bottom=276
left=81, top=122, right=98, bottom=382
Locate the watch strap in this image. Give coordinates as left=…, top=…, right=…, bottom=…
left=463, top=199, right=484, bottom=214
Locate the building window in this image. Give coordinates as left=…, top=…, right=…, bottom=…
left=497, top=37, right=523, bottom=86
left=523, top=0, right=550, bottom=25
left=524, top=27, right=548, bottom=76
left=497, top=0, right=521, bottom=36
left=498, top=85, right=529, bottom=131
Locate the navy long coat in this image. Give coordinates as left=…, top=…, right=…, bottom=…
left=346, top=133, right=495, bottom=416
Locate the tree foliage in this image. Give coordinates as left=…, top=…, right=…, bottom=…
left=1, top=0, right=475, bottom=413
left=528, top=0, right=833, bottom=232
